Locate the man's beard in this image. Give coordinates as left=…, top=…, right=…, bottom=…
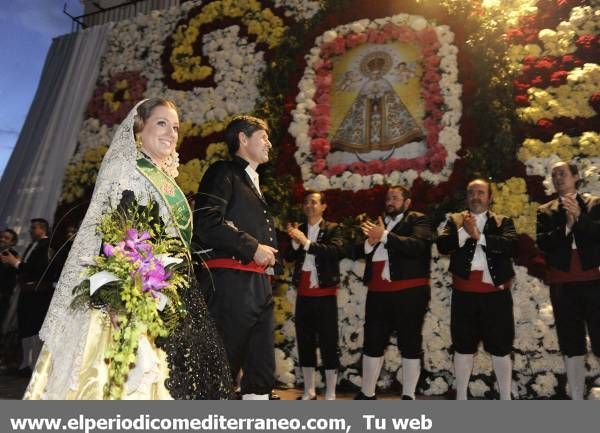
left=385, top=205, right=404, bottom=217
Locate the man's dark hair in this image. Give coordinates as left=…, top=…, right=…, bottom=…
left=303, top=190, right=326, bottom=205
left=3, top=228, right=18, bottom=245
left=224, top=115, right=269, bottom=156
left=564, top=162, right=583, bottom=188
left=31, top=218, right=50, bottom=234
left=387, top=185, right=411, bottom=200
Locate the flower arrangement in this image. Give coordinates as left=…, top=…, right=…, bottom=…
left=168, top=0, right=287, bottom=84
left=60, top=145, right=109, bottom=204
left=86, top=71, right=148, bottom=127
left=491, top=177, right=539, bottom=238
left=71, top=194, right=189, bottom=399
left=56, top=0, right=600, bottom=397
left=289, top=14, right=462, bottom=192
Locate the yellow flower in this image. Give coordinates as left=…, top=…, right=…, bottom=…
left=169, top=0, right=286, bottom=83
left=491, top=177, right=539, bottom=238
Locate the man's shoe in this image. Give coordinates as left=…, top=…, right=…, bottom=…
left=269, top=392, right=281, bottom=400
left=354, top=391, right=377, bottom=400
left=401, top=395, right=414, bottom=400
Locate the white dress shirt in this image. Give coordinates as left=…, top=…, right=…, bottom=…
left=560, top=194, right=578, bottom=249
left=458, top=212, right=493, bottom=285
left=364, top=213, right=404, bottom=281
left=292, top=219, right=322, bottom=288
left=245, top=165, right=261, bottom=196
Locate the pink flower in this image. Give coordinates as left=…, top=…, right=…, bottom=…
left=315, top=74, right=332, bottom=88
left=310, top=138, right=331, bottom=158
left=325, top=164, right=347, bottom=177
left=311, top=104, right=330, bottom=118
left=309, top=115, right=330, bottom=137
left=312, top=158, right=327, bottom=174
left=346, top=33, right=367, bottom=48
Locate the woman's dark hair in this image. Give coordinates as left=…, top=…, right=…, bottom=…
left=224, top=115, right=268, bottom=156
left=133, top=98, right=178, bottom=135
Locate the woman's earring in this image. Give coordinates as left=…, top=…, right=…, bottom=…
left=135, top=135, right=142, bottom=149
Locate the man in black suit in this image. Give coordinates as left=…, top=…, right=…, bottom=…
left=0, top=229, right=19, bottom=323
left=354, top=185, right=432, bottom=400
left=194, top=115, right=278, bottom=400
left=286, top=190, right=346, bottom=400
left=0, top=219, right=52, bottom=375
left=0, top=229, right=19, bottom=370
left=437, top=179, right=518, bottom=400
left=536, top=161, right=600, bottom=400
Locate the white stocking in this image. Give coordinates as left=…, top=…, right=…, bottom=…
left=491, top=355, right=512, bottom=400
left=454, top=353, right=474, bottom=400
left=361, top=355, right=383, bottom=397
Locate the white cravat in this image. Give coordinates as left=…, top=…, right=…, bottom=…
left=293, top=220, right=322, bottom=288
left=561, top=194, right=578, bottom=249
left=244, top=165, right=261, bottom=196
left=458, top=212, right=493, bottom=285
left=364, top=213, right=404, bottom=281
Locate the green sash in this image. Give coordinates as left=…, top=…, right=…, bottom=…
left=136, top=158, right=192, bottom=247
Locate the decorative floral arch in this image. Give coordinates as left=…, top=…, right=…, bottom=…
left=289, top=14, right=462, bottom=192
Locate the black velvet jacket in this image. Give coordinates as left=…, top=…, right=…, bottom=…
left=193, top=156, right=280, bottom=270
left=363, top=211, right=433, bottom=284
left=437, top=211, right=518, bottom=286
left=536, top=193, right=600, bottom=272
left=284, top=220, right=346, bottom=288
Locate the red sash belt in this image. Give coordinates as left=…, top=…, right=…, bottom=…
left=203, top=258, right=266, bottom=274
left=368, top=261, right=429, bottom=292
left=452, top=270, right=511, bottom=293
left=547, top=249, right=600, bottom=284
left=297, top=271, right=338, bottom=297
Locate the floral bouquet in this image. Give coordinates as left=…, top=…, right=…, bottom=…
left=72, top=194, right=189, bottom=399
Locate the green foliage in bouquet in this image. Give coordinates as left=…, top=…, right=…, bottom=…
left=72, top=193, right=189, bottom=399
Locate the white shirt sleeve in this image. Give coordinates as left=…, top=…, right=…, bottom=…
left=303, top=240, right=311, bottom=251
left=458, top=227, right=470, bottom=247
left=364, top=239, right=375, bottom=254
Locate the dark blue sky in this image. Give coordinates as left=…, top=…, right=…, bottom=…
left=0, top=0, right=84, bottom=177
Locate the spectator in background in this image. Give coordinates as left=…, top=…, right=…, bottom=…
left=0, top=219, right=53, bottom=376
left=0, top=229, right=19, bottom=371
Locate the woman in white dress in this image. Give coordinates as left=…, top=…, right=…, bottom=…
left=24, top=98, right=233, bottom=399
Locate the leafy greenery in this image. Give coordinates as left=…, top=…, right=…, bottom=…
left=71, top=194, right=189, bottom=399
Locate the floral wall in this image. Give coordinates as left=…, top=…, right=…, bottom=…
left=56, top=0, right=600, bottom=398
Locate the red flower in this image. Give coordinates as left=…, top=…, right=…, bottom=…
left=312, top=158, right=327, bottom=174
left=530, top=76, right=546, bottom=87
left=550, top=70, right=568, bottom=87
left=534, top=58, right=557, bottom=72
left=515, top=95, right=529, bottom=106
left=575, top=34, right=597, bottom=50
left=310, top=138, right=331, bottom=158
left=589, top=93, right=600, bottom=114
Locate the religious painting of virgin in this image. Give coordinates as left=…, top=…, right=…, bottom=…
left=329, top=44, right=425, bottom=165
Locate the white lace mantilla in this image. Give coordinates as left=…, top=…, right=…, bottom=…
left=38, top=102, right=179, bottom=398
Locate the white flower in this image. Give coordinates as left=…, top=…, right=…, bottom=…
left=531, top=373, right=558, bottom=397
left=469, top=379, right=489, bottom=397
left=423, top=377, right=449, bottom=395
